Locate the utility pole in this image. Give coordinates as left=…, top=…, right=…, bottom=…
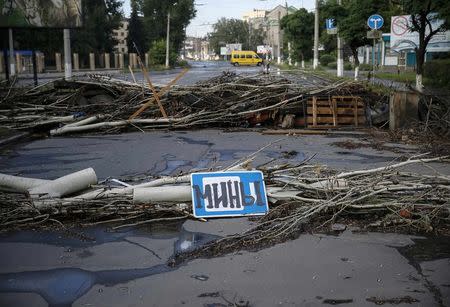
left=313, top=0, right=319, bottom=69
left=165, top=11, right=171, bottom=68
left=277, top=11, right=281, bottom=65
left=336, top=0, right=343, bottom=77
left=8, top=28, right=16, bottom=76
left=63, top=29, right=72, bottom=80
left=248, top=19, right=251, bottom=49
left=286, top=1, right=292, bottom=66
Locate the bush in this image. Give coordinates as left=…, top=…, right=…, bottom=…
left=424, top=59, right=450, bottom=87
left=327, top=61, right=337, bottom=69
left=344, top=62, right=353, bottom=70
left=177, top=60, right=190, bottom=68
left=320, top=54, right=334, bottom=66
left=358, top=63, right=372, bottom=71
left=149, top=39, right=178, bottom=66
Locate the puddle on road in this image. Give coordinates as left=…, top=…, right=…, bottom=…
left=0, top=225, right=220, bottom=307
left=176, top=136, right=215, bottom=146
left=334, top=151, right=396, bottom=162
left=156, top=149, right=307, bottom=176
left=395, top=236, right=450, bottom=268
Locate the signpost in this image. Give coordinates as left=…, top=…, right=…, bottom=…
left=191, top=171, right=269, bottom=218
left=367, top=14, right=384, bottom=84
left=326, top=18, right=337, bottom=35
left=390, top=14, right=450, bottom=53
left=367, top=14, right=384, bottom=30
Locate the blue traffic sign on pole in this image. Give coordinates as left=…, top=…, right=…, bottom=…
left=367, top=14, right=384, bottom=30
left=325, top=18, right=336, bottom=29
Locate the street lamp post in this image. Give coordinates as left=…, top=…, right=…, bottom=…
left=313, top=0, right=319, bottom=69
left=336, top=0, right=343, bottom=77
left=165, top=10, right=171, bottom=68
left=8, top=29, right=15, bottom=76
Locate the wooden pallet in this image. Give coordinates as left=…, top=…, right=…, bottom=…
left=307, top=96, right=365, bottom=128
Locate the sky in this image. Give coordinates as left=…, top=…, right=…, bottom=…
left=122, top=0, right=315, bottom=37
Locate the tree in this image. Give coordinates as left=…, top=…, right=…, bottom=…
left=320, top=0, right=398, bottom=78
left=127, top=0, right=145, bottom=54
left=7, top=0, right=122, bottom=67
left=281, top=8, right=314, bottom=67
left=72, top=0, right=123, bottom=54
left=148, top=39, right=177, bottom=65
left=142, top=0, right=196, bottom=63
left=208, top=18, right=265, bottom=54
left=400, top=0, right=450, bottom=90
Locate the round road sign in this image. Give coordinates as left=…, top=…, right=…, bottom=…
left=367, top=14, right=384, bottom=30
left=392, top=16, right=409, bottom=36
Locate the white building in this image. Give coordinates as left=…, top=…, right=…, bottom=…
left=242, top=5, right=296, bottom=60
left=113, top=19, right=129, bottom=54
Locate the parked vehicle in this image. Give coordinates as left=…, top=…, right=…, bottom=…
left=230, top=51, right=263, bottom=66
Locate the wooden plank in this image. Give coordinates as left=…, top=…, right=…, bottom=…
left=307, top=117, right=366, bottom=125
left=307, top=107, right=365, bottom=116
left=262, top=129, right=329, bottom=135
left=308, top=97, right=364, bottom=106
left=332, top=98, right=337, bottom=127
left=312, top=96, right=317, bottom=127
left=307, top=102, right=365, bottom=108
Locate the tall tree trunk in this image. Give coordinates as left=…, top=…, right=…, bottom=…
left=415, top=11, right=427, bottom=91
left=351, top=45, right=360, bottom=80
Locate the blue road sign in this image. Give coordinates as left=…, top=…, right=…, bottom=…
left=367, top=14, right=384, bottom=30
left=326, top=18, right=336, bottom=29
left=191, top=171, right=269, bottom=218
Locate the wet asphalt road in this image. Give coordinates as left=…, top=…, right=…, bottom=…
left=1, top=64, right=450, bottom=306
left=13, top=60, right=262, bottom=87
left=0, top=131, right=449, bottom=307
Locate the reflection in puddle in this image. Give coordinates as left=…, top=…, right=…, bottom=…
left=0, top=226, right=220, bottom=307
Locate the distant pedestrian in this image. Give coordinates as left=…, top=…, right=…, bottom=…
left=262, top=59, right=271, bottom=74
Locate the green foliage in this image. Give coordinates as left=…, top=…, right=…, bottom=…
left=320, top=54, right=335, bottom=66
left=142, top=0, right=196, bottom=53
left=424, top=59, right=450, bottom=87
left=72, top=0, right=123, bottom=53
left=359, top=63, right=372, bottom=71
left=5, top=0, right=122, bottom=56
left=281, top=8, right=314, bottom=61
left=320, top=0, right=399, bottom=65
left=401, top=0, right=450, bottom=75
left=208, top=18, right=264, bottom=53
left=177, top=59, right=190, bottom=67
left=344, top=62, right=353, bottom=70
left=148, top=39, right=177, bottom=66
left=327, top=61, right=337, bottom=69
left=128, top=0, right=145, bottom=54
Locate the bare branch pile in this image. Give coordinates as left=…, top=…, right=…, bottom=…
left=1, top=154, right=448, bottom=263
left=171, top=155, right=450, bottom=265
left=0, top=73, right=382, bottom=135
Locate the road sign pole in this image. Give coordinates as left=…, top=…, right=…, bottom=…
left=372, top=38, right=375, bottom=85
left=63, top=29, right=72, bottom=80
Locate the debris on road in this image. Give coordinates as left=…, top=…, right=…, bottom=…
left=1, top=149, right=448, bottom=263
left=0, top=72, right=382, bottom=136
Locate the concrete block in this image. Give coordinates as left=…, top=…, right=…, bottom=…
left=89, top=53, right=95, bottom=70
left=55, top=53, right=62, bottom=72
left=389, top=91, right=419, bottom=130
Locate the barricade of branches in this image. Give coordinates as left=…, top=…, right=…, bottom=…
left=388, top=93, right=450, bottom=155
left=1, top=154, right=448, bottom=262
left=0, top=73, right=384, bottom=135
left=170, top=155, right=450, bottom=265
